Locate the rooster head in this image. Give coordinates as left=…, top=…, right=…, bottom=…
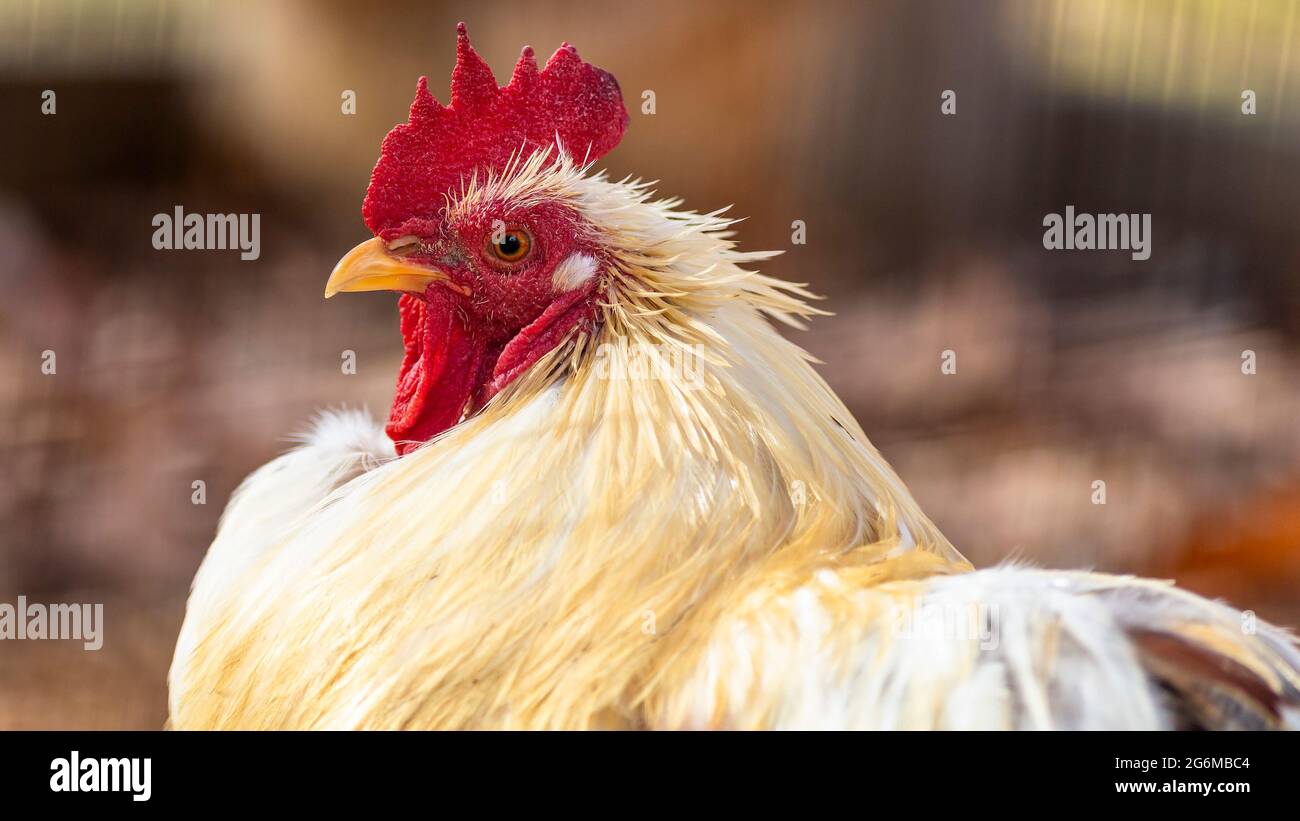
left=325, top=23, right=628, bottom=454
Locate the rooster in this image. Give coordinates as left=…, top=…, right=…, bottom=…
left=169, top=24, right=1300, bottom=730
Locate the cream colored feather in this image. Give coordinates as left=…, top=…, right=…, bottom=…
left=169, top=155, right=1300, bottom=730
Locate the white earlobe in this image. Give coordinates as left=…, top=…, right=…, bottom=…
left=551, top=252, right=598, bottom=292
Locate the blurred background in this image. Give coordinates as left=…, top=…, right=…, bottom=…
left=1, top=0, right=1298, bottom=728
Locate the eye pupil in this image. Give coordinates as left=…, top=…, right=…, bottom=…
left=490, top=227, right=531, bottom=263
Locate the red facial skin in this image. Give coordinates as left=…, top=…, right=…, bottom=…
left=380, top=201, right=603, bottom=454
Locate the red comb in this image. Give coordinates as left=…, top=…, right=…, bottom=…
left=362, top=23, right=629, bottom=236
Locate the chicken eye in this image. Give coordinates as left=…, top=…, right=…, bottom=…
left=488, top=228, right=532, bottom=264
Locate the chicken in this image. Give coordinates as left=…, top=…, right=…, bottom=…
left=168, top=24, right=1300, bottom=730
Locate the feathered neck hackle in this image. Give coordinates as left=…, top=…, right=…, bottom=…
left=474, top=151, right=965, bottom=568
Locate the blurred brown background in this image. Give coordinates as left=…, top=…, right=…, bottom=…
left=1, top=0, right=1298, bottom=728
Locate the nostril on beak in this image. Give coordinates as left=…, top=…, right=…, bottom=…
left=385, top=235, right=422, bottom=254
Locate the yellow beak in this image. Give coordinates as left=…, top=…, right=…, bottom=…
left=324, top=237, right=455, bottom=298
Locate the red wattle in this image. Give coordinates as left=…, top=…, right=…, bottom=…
left=480, top=288, right=595, bottom=407
left=386, top=292, right=486, bottom=454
